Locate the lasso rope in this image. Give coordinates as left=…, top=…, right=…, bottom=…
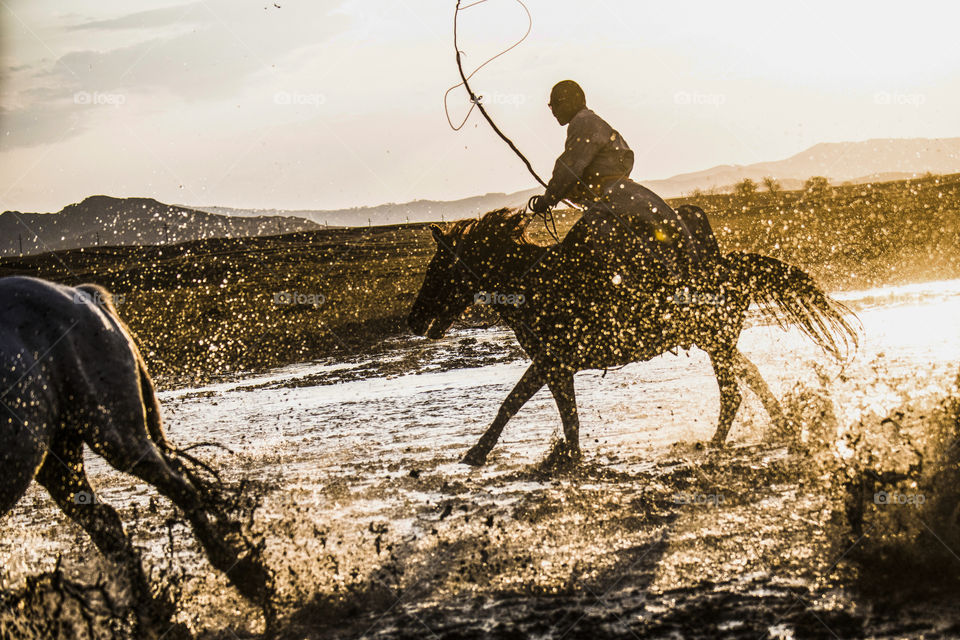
left=445, top=0, right=575, bottom=242
left=444, top=0, right=534, bottom=137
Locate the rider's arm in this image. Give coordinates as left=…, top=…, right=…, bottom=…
left=544, top=114, right=607, bottom=208
left=542, top=113, right=606, bottom=208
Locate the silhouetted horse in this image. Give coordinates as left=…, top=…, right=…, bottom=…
left=408, top=208, right=858, bottom=465
left=0, top=276, right=271, bottom=636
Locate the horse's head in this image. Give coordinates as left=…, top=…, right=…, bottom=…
left=408, top=222, right=478, bottom=339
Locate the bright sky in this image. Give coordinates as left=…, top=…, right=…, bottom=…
left=1, top=0, right=958, bottom=212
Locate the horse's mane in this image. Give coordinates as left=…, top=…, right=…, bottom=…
left=444, top=208, right=532, bottom=253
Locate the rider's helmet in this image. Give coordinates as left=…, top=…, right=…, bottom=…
left=549, top=80, right=586, bottom=125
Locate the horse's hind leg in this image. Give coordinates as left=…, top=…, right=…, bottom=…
left=35, top=434, right=170, bottom=636
left=546, top=369, right=582, bottom=460
left=732, top=349, right=788, bottom=433
left=708, top=348, right=742, bottom=447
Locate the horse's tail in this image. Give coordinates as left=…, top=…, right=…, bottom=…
left=135, top=357, right=224, bottom=488
left=725, top=251, right=860, bottom=363
left=137, top=358, right=171, bottom=448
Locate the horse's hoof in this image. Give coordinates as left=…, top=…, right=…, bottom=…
left=227, top=552, right=273, bottom=605
left=461, top=448, right=487, bottom=466
left=539, top=441, right=583, bottom=471
left=136, top=605, right=188, bottom=640
left=157, top=622, right=192, bottom=640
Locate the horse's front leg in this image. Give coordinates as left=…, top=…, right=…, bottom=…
left=708, top=348, right=742, bottom=447
left=461, top=363, right=545, bottom=466
left=546, top=368, right=582, bottom=461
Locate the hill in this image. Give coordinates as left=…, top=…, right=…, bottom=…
left=0, top=195, right=321, bottom=256
left=645, top=137, right=960, bottom=196
left=9, top=139, right=956, bottom=250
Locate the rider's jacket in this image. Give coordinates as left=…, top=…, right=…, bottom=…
left=542, top=108, right=634, bottom=208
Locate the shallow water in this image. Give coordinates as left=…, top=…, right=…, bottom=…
left=159, top=278, right=960, bottom=469
left=3, top=279, right=960, bottom=638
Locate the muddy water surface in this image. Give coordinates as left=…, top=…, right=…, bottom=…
left=3, top=280, right=960, bottom=638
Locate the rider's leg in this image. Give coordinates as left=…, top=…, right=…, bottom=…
left=606, top=205, right=684, bottom=284
left=675, top=204, right=721, bottom=263
left=607, top=182, right=701, bottom=280
left=561, top=203, right=677, bottom=292
left=561, top=200, right=678, bottom=348
left=561, top=209, right=624, bottom=287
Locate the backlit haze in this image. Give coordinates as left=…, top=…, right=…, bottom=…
left=1, top=0, right=958, bottom=212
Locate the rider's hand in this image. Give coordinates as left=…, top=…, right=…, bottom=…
left=529, top=194, right=549, bottom=213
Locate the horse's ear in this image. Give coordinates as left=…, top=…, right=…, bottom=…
left=429, top=224, right=443, bottom=242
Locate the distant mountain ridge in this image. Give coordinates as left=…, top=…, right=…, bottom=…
left=0, top=195, right=320, bottom=257
left=188, top=189, right=541, bottom=229
left=5, top=137, right=959, bottom=256
left=189, top=137, right=960, bottom=226
left=642, top=137, right=960, bottom=196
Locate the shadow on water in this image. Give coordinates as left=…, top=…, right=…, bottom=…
left=255, top=362, right=960, bottom=640
left=264, top=439, right=858, bottom=639
left=277, top=466, right=679, bottom=639
left=6, top=417, right=960, bottom=639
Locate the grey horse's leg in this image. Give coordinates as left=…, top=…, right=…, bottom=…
left=35, top=434, right=171, bottom=636
left=0, top=428, right=45, bottom=516
left=0, top=382, right=49, bottom=516
left=462, top=363, right=546, bottom=466
left=732, top=349, right=788, bottom=432
left=546, top=369, right=582, bottom=459
left=708, top=348, right=742, bottom=447
left=84, top=410, right=270, bottom=606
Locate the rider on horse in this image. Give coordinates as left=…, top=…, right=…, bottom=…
left=529, top=80, right=713, bottom=286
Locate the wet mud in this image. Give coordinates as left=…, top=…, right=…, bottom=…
left=2, top=280, right=960, bottom=638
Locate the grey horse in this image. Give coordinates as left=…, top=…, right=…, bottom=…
left=0, top=276, right=271, bottom=636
